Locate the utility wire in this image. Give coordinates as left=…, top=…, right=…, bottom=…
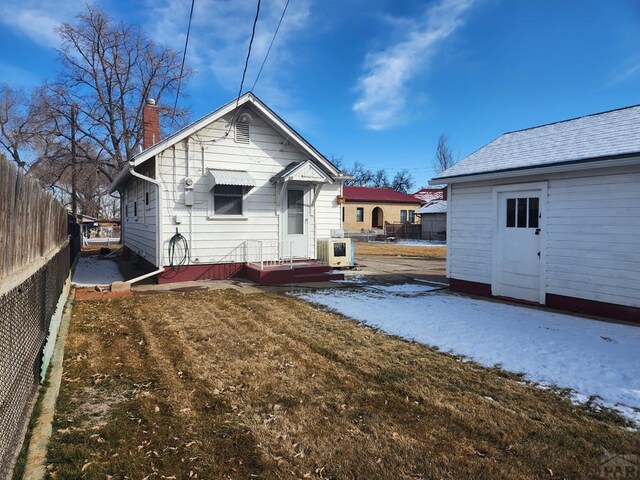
left=172, top=0, right=196, bottom=122
left=235, top=0, right=261, bottom=106
left=251, top=0, right=290, bottom=91
left=224, top=0, right=262, bottom=137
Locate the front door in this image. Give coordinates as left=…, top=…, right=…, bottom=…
left=495, top=190, right=543, bottom=303
left=284, top=188, right=309, bottom=258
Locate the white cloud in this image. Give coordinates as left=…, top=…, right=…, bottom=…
left=0, top=1, right=78, bottom=47
left=145, top=0, right=311, bottom=109
left=353, top=0, right=475, bottom=131
left=609, top=55, right=640, bottom=85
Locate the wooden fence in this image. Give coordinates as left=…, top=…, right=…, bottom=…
left=0, top=153, right=68, bottom=280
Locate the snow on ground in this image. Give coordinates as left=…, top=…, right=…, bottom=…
left=396, top=239, right=445, bottom=246
left=72, top=256, right=124, bottom=286
left=294, top=286, right=640, bottom=424
left=364, top=284, right=440, bottom=295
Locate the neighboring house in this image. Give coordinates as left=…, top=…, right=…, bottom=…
left=109, top=93, right=348, bottom=284
left=417, top=199, right=447, bottom=241
left=430, top=105, right=640, bottom=322
left=342, top=186, right=422, bottom=231
left=413, top=187, right=445, bottom=204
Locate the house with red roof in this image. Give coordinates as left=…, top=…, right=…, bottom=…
left=342, top=186, right=422, bottom=231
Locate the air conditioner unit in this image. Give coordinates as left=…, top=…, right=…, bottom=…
left=317, top=238, right=354, bottom=268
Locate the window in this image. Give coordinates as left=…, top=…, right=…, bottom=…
left=125, top=204, right=128, bottom=218
left=506, top=197, right=539, bottom=228
left=400, top=210, right=408, bottom=223
left=134, top=201, right=138, bottom=218
left=356, top=207, right=364, bottom=222
left=213, top=184, right=243, bottom=215
left=409, top=210, right=415, bottom=224
left=287, top=189, right=304, bottom=234
left=342, top=206, right=345, bottom=222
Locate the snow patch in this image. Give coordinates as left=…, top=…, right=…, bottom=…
left=73, top=256, right=124, bottom=286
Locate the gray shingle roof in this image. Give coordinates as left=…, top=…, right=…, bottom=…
left=433, top=104, right=640, bottom=181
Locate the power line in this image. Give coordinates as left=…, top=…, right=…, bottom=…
left=235, top=0, right=261, bottom=106
left=251, top=0, right=290, bottom=91
left=223, top=0, right=262, bottom=138
left=172, top=0, right=196, bottom=122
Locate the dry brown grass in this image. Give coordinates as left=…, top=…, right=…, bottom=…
left=355, top=242, right=446, bottom=259
left=46, top=290, right=639, bottom=479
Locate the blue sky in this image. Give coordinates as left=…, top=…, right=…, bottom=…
left=1, top=0, right=640, bottom=187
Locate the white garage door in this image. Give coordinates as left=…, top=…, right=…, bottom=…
left=495, top=189, right=543, bottom=303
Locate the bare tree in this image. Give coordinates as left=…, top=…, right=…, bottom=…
left=345, top=161, right=374, bottom=186
left=371, top=169, right=390, bottom=188
left=46, top=4, right=192, bottom=182
left=391, top=169, right=414, bottom=193
left=0, top=85, right=37, bottom=171
left=435, top=134, right=455, bottom=174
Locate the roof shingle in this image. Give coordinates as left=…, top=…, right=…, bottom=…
left=434, top=104, right=640, bottom=180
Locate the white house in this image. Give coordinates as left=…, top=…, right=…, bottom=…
left=430, top=105, right=640, bottom=322
left=109, top=93, right=348, bottom=284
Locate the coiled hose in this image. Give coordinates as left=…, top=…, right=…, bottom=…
left=168, top=228, right=190, bottom=267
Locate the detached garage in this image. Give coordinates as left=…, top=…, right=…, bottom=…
left=430, top=105, right=640, bottom=322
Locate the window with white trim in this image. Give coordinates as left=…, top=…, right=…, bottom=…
left=211, top=185, right=244, bottom=215
left=400, top=210, right=408, bottom=223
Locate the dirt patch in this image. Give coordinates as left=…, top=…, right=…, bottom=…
left=46, top=290, right=639, bottom=479
left=74, top=287, right=134, bottom=301
left=355, top=242, right=446, bottom=258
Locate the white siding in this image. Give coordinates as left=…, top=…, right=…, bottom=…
left=150, top=107, right=339, bottom=265
left=448, top=165, right=640, bottom=308
left=546, top=169, right=640, bottom=308
left=121, top=163, right=157, bottom=265
left=448, top=184, right=493, bottom=284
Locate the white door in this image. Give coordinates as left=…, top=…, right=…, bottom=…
left=495, top=190, right=542, bottom=302
left=284, top=188, right=309, bottom=258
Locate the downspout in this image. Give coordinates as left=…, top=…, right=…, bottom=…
left=126, top=161, right=165, bottom=284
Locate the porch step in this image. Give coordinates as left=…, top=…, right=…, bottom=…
left=245, top=262, right=343, bottom=285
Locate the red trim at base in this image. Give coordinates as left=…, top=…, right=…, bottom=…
left=546, top=293, right=640, bottom=324
left=159, top=263, right=246, bottom=284
left=450, top=277, right=640, bottom=324
left=449, top=278, right=492, bottom=297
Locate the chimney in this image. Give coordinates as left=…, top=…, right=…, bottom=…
left=143, top=98, right=160, bottom=149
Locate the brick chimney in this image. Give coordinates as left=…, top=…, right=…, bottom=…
left=142, top=98, right=160, bottom=149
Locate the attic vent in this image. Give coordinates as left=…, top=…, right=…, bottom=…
left=234, top=121, right=250, bottom=144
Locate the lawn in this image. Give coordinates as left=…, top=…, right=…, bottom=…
left=354, top=241, right=446, bottom=258
left=46, top=290, right=638, bottom=479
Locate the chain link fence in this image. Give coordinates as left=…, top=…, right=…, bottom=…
left=0, top=245, right=70, bottom=479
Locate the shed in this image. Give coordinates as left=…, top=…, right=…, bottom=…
left=416, top=200, right=447, bottom=241
left=430, top=105, right=640, bottom=322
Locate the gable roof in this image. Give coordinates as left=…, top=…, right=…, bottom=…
left=269, top=160, right=332, bottom=184
left=431, top=104, right=640, bottom=183
left=343, top=186, right=421, bottom=204
left=110, top=92, right=343, bottom=192
left=417, top=199, right=447, bottom=214
left=413, top=188, right=444, bottom=204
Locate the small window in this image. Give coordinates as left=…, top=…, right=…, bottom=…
left=517, top=198, right=527, bottom=228
left=134, top=201, right=138, bottom=218
left=145, top=190, right=150, bottom=207
left=506, top=198, right=515, bottom=227
left=235, top=121, right=250, bottom=144
left=507, top=197, right=540, bottom=229
left=528, top=197, right=539, bottom=228
left=342, top=206, right=345, bottom=222
left=400, top=210, right=408, bottom=223
left=213, top=184, right=243, bottom=215
left=356, top=207, right=364, bottom=222
left=409, top=210, right=416, bottom=224
left=125, top=204, right=129, bottom=218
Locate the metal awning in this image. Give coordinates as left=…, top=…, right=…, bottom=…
left=207, top=169, right=256, bottom=190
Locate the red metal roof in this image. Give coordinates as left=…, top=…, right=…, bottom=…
left=343, top=186, right=422, bottom=204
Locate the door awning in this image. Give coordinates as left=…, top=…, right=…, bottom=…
left=207, top=169, right=256, bottom=190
